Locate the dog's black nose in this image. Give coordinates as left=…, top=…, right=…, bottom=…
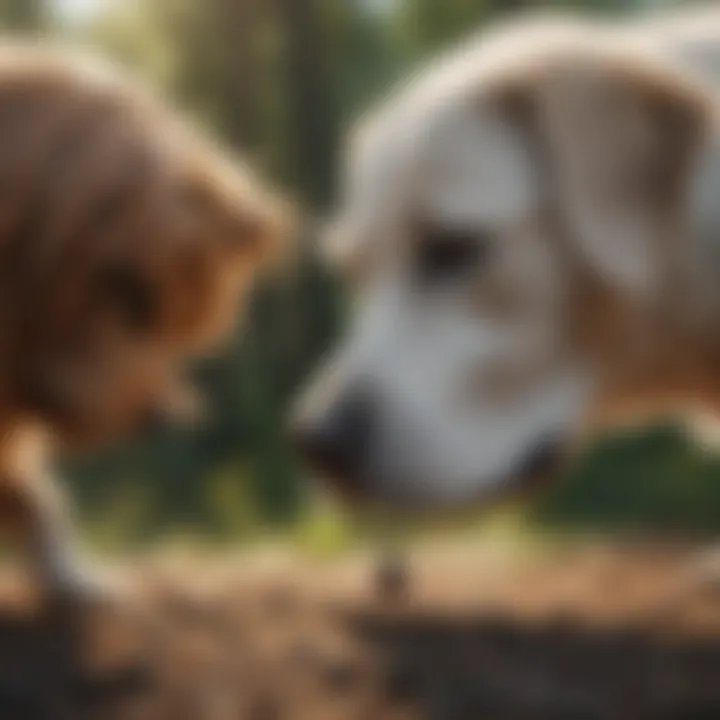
left=517, top=435, right=565, bottom=485
left=290, top=387, right=375, bottom=495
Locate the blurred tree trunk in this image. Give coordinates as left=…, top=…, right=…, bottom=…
left=210, top=0, right=265, bottom=151
left=273, top=0, right=338, bottom=210
left=0, top=0, right=47, bottom=31
left=271, top=0, right=344, bottom=392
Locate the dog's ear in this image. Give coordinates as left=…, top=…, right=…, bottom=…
left=501, top=53, right=708, bottom=297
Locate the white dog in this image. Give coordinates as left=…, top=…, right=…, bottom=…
left=292, top=8, right=720, bottom=508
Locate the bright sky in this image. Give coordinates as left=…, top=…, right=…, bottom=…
left=363, top=0, right=397, bottom=14
left=55, top=0, right=396, bottom=23
left=54, top=0, right=106, bottom=21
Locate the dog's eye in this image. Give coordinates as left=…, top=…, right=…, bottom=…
left=415, top=224, right=489, bottom=282
left=98, top=264, right=156, bottom=332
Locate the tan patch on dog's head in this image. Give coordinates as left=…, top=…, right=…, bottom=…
left=488, top=42, right=714, bottom=410
left=491, top=42, right=709, bottom=292
left=0, top=45, right=288, bottom=448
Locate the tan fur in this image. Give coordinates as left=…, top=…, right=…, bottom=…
left=488, top=51, right=720, bottom=425
left=0, top=44, right=287, bottom=595
left=492, top=40, right=720, bottom=435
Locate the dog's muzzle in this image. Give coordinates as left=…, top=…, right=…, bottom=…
left=290, top=381, right=569, bottom=507
left=512, top=434, right=566, bottom=495
left=289, top=385, right=375, bottom=499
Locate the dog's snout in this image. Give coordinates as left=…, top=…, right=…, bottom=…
left=517, top=435, right=565, bottom=484
left=290, top=387, right=375, bottom=494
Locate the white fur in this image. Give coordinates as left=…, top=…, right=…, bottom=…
left=303, top=7, right=720, bottom=506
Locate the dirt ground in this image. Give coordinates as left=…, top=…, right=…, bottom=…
left=2, top=541, right=720, bottom=720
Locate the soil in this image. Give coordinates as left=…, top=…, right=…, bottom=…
left=2, top=542, right=720, bottom=719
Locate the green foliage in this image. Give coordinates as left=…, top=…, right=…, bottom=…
left=534, top=424, right=720, bottom=536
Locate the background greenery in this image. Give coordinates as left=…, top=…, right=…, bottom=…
left=0, top=0, right=715, bottom=547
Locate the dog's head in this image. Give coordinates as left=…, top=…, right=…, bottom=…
left=292, top=22, right=714, bottom=507
left=0, top=48, right=287, bottom=448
